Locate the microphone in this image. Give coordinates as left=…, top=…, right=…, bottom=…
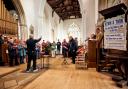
left=85, top=37, right=90, bottom=42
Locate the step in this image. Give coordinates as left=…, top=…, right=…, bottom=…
left=0, top=67, right=20, bottom=78
left=112, top=75, right=123, bottom=82
left=99, top=60, right=106, bottom=63
left=116, top=80, right=127, bottom=88
left=106, top=63, right=114, bottom=67
left=109, top=60, right=117, bottom=63
left=104, top=66, right=111, bottom=68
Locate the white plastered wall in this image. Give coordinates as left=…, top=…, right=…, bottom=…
left=40, top=2, right=64, bottom=42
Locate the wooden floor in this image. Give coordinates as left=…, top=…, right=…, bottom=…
left=23, top=56, right=125, bottom=89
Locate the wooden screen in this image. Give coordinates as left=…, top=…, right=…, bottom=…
left=0, top=0, right=18, bottom=35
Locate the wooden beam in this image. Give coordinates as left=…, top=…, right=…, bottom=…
left=47, top=0, right=81, bottom=20
left=52, top=10, right=54, bottom=17
left=58, top=11, right=80, bottom=15
left=53, top=5, right=79, bottom=10
left=47, top=0, right=64, bottom=7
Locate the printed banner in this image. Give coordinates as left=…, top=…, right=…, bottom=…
left=104, top=15, right=127, bottom=50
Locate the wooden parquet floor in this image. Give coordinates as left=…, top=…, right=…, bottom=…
left=23, top=56, right=127, bottom=89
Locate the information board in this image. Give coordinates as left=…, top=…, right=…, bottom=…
left=104, top=15, right=127, bottom=50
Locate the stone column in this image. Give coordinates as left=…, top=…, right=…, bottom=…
left=38, top=14, right=49, bottom=41
left=81, top=9, right=87, bottom=41
left=37, top=16, right=43, bottom=38
left=85, top=0, right=96, bottom=38
left=37, top=0, right=46, bottom=39
left=20, top=24, right=28, bottom=41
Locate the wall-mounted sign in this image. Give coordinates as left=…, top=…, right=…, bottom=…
left=104, top=15, right=127, bottom=50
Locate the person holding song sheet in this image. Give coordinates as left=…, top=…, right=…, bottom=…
left=62, top=39, right=69, bottom=57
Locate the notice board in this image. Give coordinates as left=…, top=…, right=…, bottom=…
left=104, top=15, right=127, bottom=50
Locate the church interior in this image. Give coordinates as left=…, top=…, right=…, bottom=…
left=0, top=0, right=128, bottom=89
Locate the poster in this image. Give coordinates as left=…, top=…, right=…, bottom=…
left=104, top=15, right=127, bottom=50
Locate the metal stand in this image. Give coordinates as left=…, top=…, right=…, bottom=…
left=62, top=57, right=68, bottom=65
left=45, top=55, right=50, bottom=68
left=40, top=52, right=45, bottom=69
left=40, top=57, right=44, bottom=69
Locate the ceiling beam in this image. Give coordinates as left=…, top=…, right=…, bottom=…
left=58, top=11, right=80, bottom=14
left=48, top=0, right=64, bottom=7
left=53, top=4, right=79, bottom=10
left=47, top=0, right=81, bottom=20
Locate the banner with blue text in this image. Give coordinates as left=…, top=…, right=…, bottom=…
left=104, top=15, right=127, bottom=50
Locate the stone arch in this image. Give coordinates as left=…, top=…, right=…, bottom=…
left=78, top=0, right=83, bottom=14
left=12, top=0, right=27, bottom=40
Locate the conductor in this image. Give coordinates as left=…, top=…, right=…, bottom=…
left=26, top=35, right=41, bottom=72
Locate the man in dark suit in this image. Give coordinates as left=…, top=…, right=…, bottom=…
left=26, top=35, right=41, bottom=72
left=69, top=36, right=78, bottom=64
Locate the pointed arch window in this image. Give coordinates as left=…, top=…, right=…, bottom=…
left=68, top=22, right=80, bottom=38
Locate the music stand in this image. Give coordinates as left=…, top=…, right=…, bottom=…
left=40, top=52, right=45, bottom=69
left=44, top=55, right=50, bottom=68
